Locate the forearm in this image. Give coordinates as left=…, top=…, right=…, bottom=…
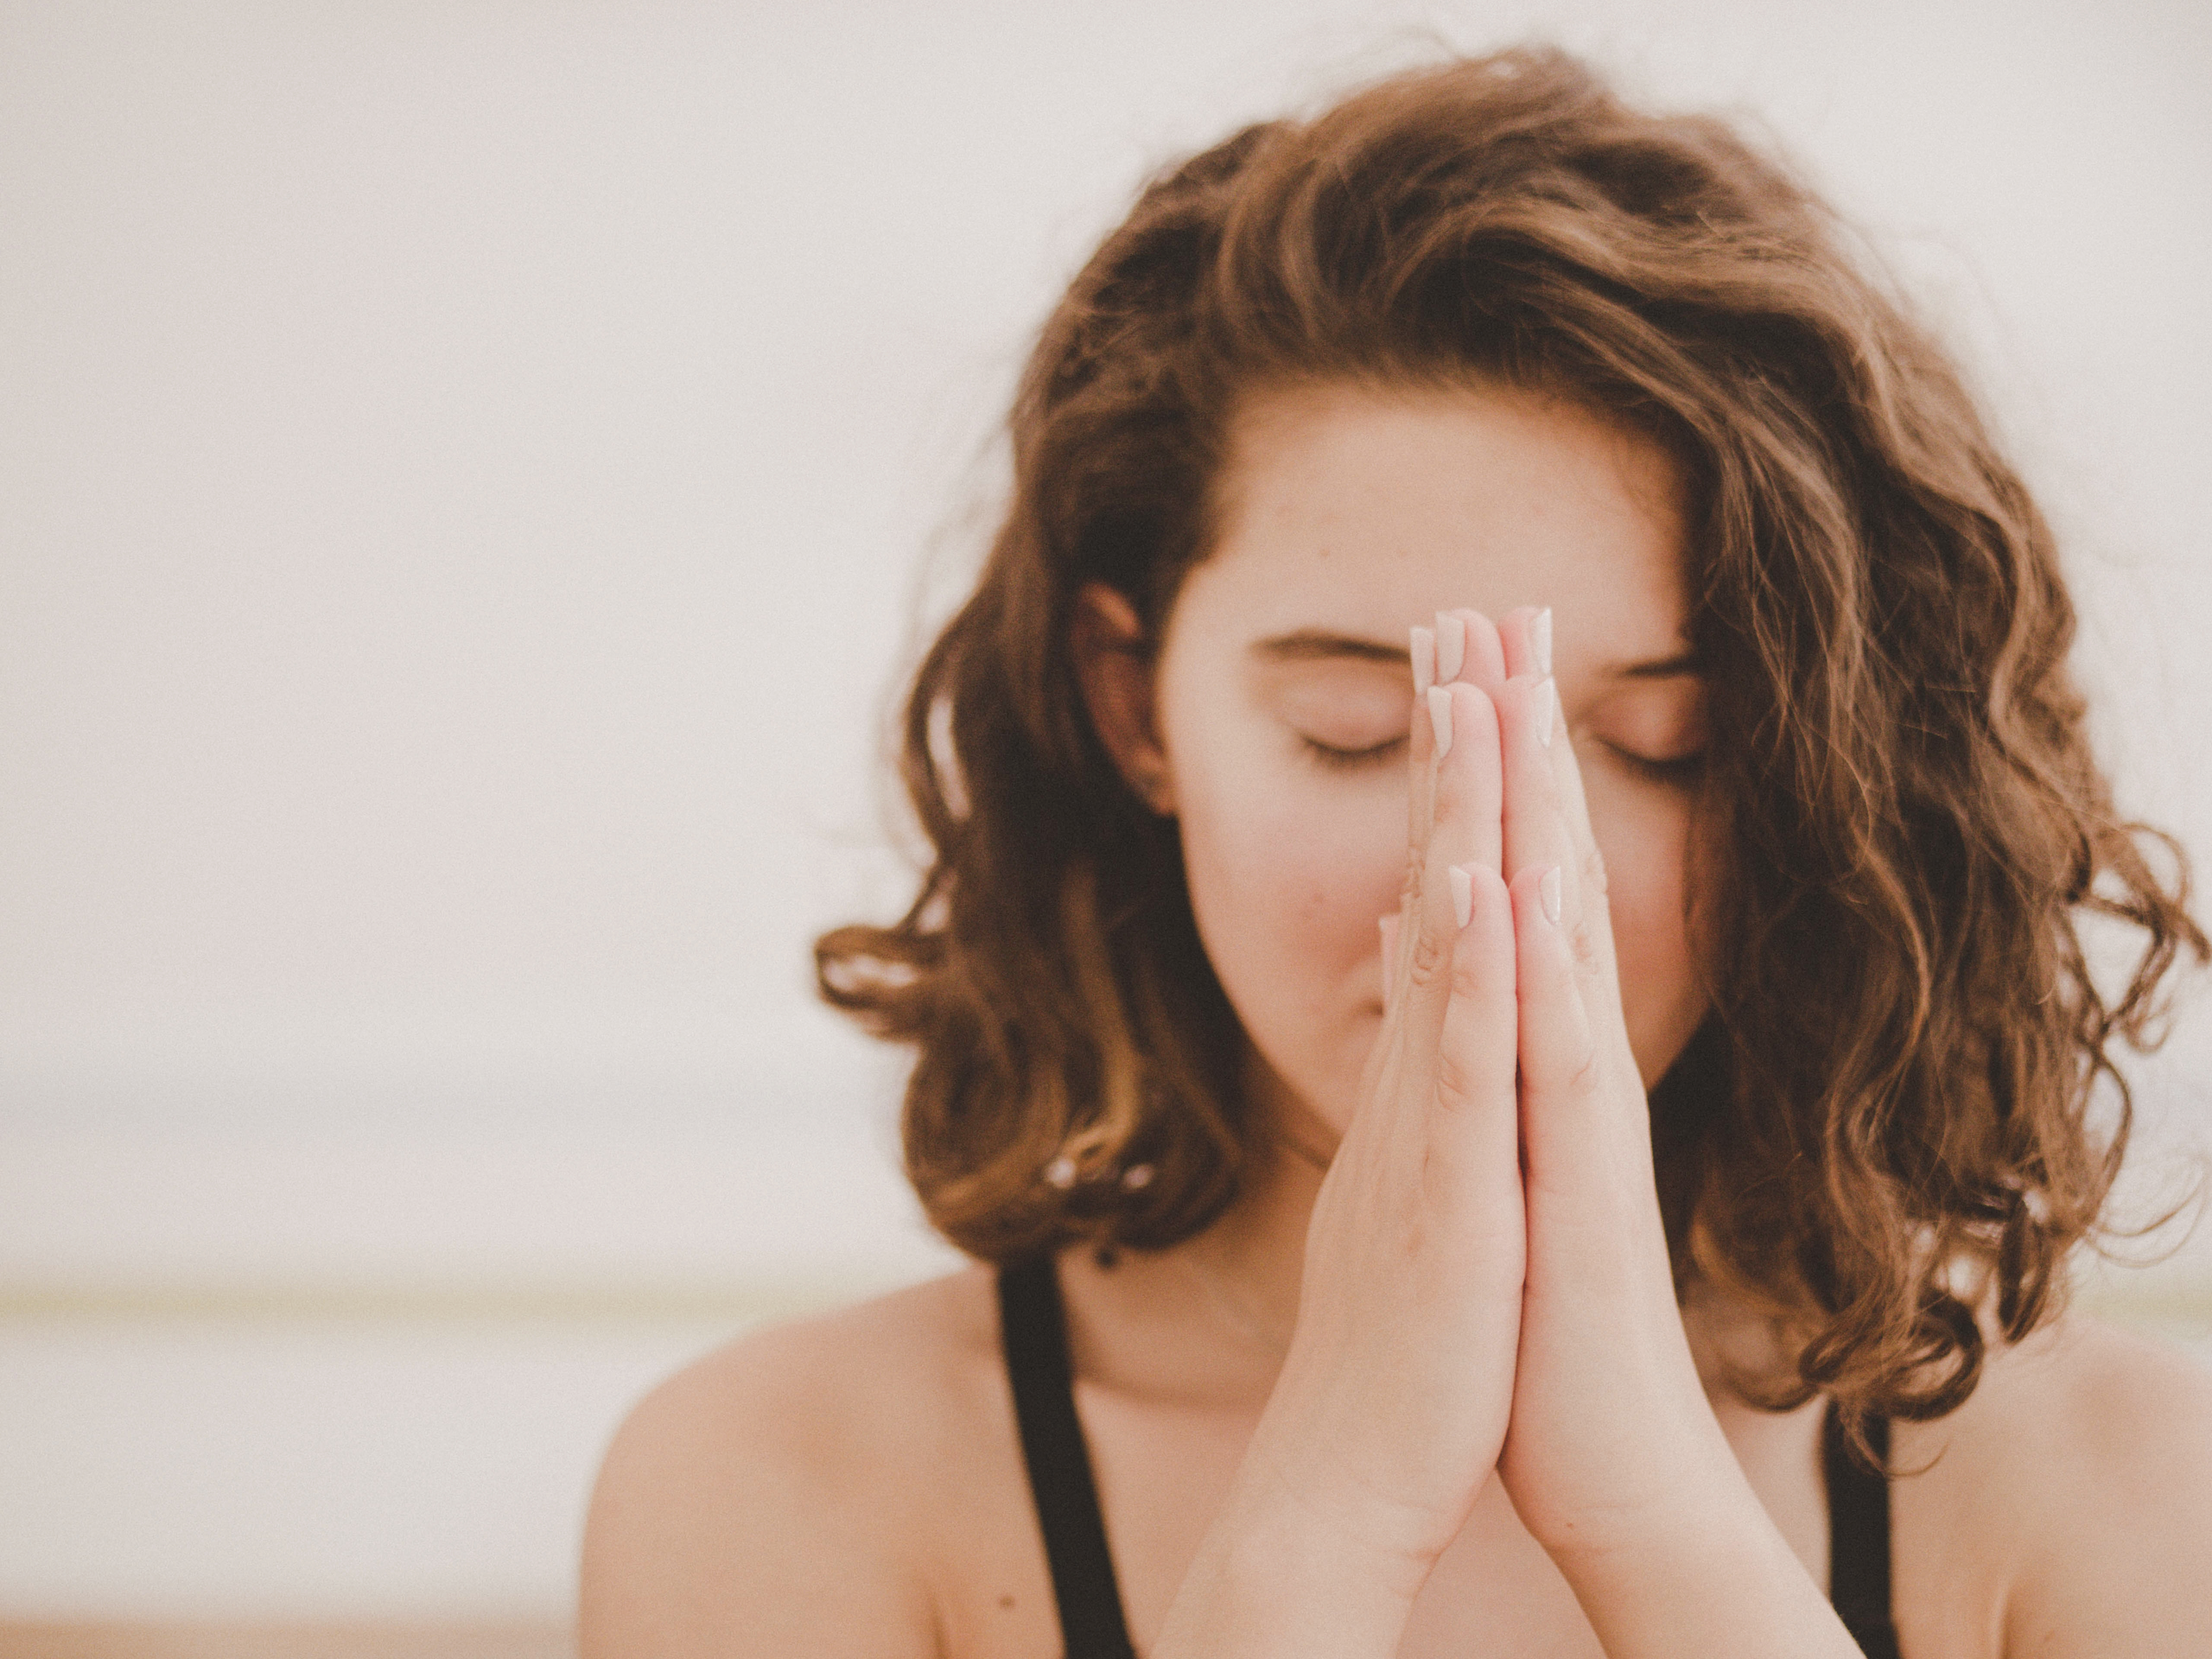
left=1549, top=1476, right=1866, bottom=1659
left=1150, top=1453, right=1431, bottom=1659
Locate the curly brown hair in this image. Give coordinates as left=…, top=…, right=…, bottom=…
left=815, top=47, right=2205, bottom=1432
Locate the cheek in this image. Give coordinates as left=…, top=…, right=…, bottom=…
left=1180, top=761, right=1404, bottom=982
left=1172, top=753, right=1406, bottom=1097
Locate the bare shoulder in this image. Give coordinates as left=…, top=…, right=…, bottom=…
left=578, top=1264, right=1006, bottom=1659
left=1899, top=1310, right=2212, bottom=1656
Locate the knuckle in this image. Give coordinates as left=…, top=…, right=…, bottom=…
left=1567, top=1042, right=1605, bottom=1097
left=1431, top=1048, right=1479, bottom=1115
left=1449, top=941, right=1491, bottom=1003
left=1581, top=843, right=1610, bottom=897
left=1407, top=923, right=1453, bottom=988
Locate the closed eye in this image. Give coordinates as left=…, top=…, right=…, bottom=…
left=1606, top=744, right=1706, bottom=786
left=1300, top=735, right=1407, bottom=770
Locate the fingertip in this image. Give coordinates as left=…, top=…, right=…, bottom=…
left=1437, top=862, right=1519, bottom=1056
left=1456, top=862, right=1513, bottom=940
left=1448, top=864, right=1472, bottom=929
left=1410, top=625, right=1436, bottom=696
left=1507, top=866, right=1577, bottom=1026
left=1433, top=611, right=1465, bottom=683
left=1509, top=861, right=1560, bottom=927
left=1509, top=860, right=1602, bottom=1112
left=1427, top=683, right=1454, bottom=757
left=1456, top=608, right=1507, bottom=688
left=1498, top=606, right=1555, bottom=681
left=1497, top=672, right=1561, bottom=763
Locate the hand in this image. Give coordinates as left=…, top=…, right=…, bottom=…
left=1235, top=609, right=1526, bottom=1585
left=1168, top=608, right=1841, bottom=1657
left=1475, top=607, right=1734, bottom=1560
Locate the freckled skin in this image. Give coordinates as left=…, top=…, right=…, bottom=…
left=1151, top=381, right=1710, bottom=1150
left=582, top=377, right=2212, bottom=1659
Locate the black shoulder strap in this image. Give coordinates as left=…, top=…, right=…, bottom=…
left=1823, top=1401, right=1902, bottom=1659
left=1004, top=1271, right=1897, bottom=1659
left=997, top=1254, right=1138, bottom=1659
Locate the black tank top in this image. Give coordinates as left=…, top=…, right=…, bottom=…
left=997, top=1254, right=1901, bottom=1659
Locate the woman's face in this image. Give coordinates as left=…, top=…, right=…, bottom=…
left=1148, top=381, right=1710, bottom=1145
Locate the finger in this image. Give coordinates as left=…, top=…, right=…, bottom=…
left=1427, top=862, right=1521, bottom=1217
left=1367, top=633, right=1449, bottom=1150
left=1537, top=674, right=1629, bottom=1030
left=1406, top=625, right=1438, bottom=865
left=1498, top=605, right=1552, bottom=683
left=1351, top=643, right=1453, bottom=1164
left=1393, top=624, right=1440, bottom=1040
left=1427, top=679, right=1505, bottom=920
left=1395, top=680, right=1503, bottom=1144
left=1497, top=672, right=1583, bottom=945
left=1437, top=608, right=1506, bottom=692
left=1500, top=671, right=1630, bottom=1019
left=1508, top=859, right=1604, bottom=1198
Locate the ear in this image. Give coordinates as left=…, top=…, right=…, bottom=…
left=1071, top=582, right=1176, bottom=815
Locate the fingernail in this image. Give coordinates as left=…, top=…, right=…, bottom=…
left=1411, top=626, right=1436, bottom=696
left=1539, top=865, right=1562, bottom=925
left=1434, top=611, right=1465, bottom=683
left=1534, top=677, right=1556, bottom=747
left=1449, top=864, right=1474, bottom=929
left=1427, top=684, right=1453, bottom=758
left=1532, top=607, right=1553, bottom=677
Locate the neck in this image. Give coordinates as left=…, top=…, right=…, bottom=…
left=1062, top=1084, right=1334, bottom=1408
left=1180, top=1125, right=1329, bottom=1349
left=1059, top=1066, right=1786, bottom=1417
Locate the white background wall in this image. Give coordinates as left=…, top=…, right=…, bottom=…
left=3, top=0, right=2208, bottom=1619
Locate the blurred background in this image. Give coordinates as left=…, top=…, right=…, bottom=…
left=3, top=0, right=2208, bottom=1649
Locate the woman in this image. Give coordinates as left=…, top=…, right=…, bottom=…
left=580, top=48, right=2212, bottom=1657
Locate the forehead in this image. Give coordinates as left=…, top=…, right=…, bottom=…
left=1190, top=381, right=1689, bottom=659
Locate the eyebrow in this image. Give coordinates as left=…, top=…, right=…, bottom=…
left=1251, top=630, right=1408, bottom=665
left=1608, top=651, right=1703, bottom=680
left=1253, top=630, right=1704, bottom=680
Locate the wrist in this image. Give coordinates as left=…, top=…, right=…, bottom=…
left=1538, top=1475, right=1855, bottom=1659
left=1509, top=1348, right=1742, bottom=1562
left=1235, top=1408, right=1469, bottom=1593
left=1536, top=1457, right=1752, bottom=1575
left=1151, top=1442, right=1434, bottom=1659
